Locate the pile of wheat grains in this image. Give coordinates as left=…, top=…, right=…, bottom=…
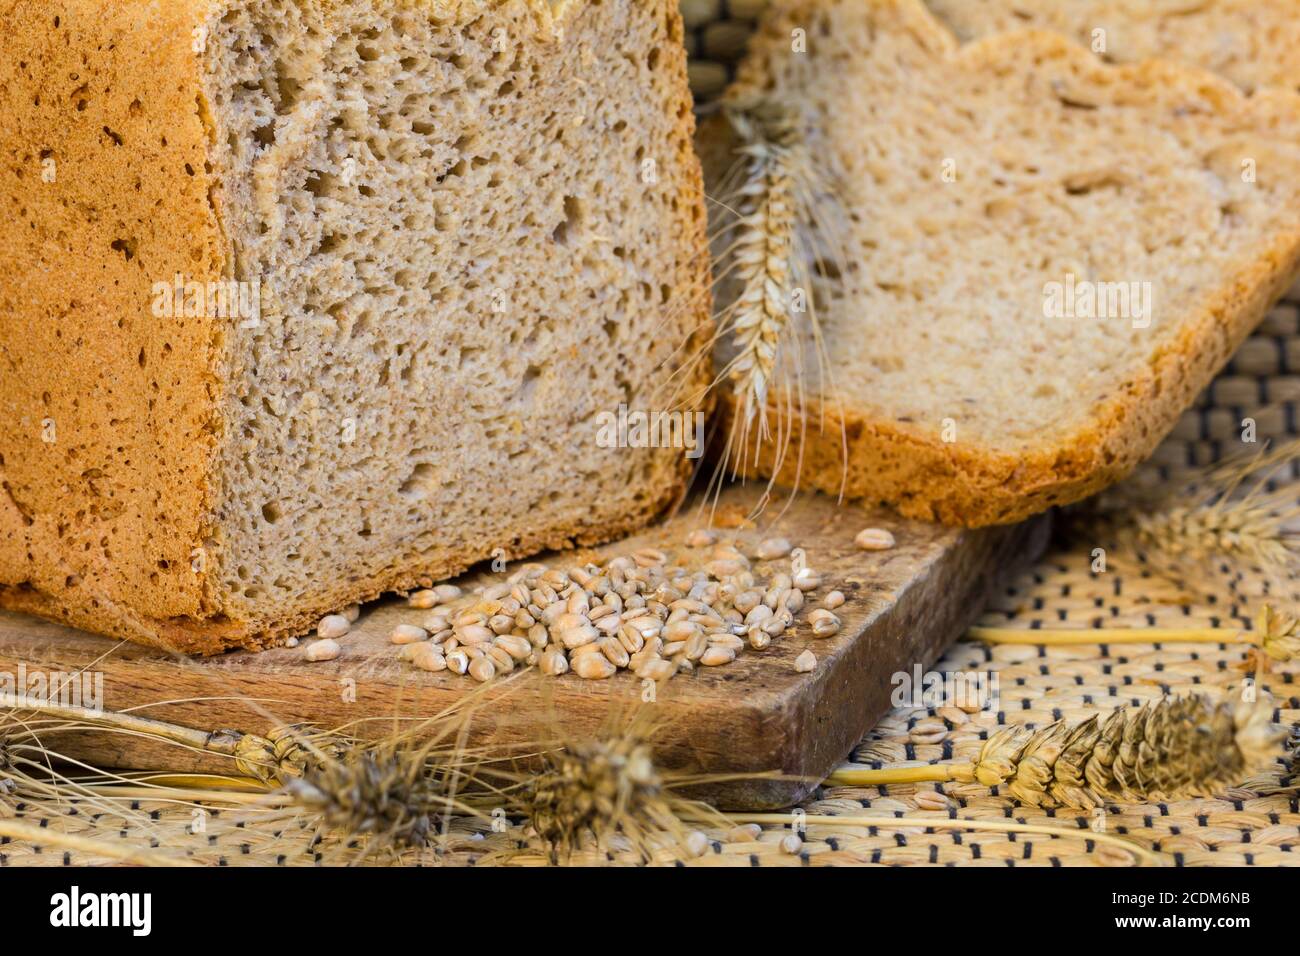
left=358, top=528, right=882, bottom=683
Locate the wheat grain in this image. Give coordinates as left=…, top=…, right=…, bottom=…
left=316, top=615, right=351, bottom=639
left=792, top=567, right=822, bottom=590
left=397, top=532, right=841, bottom=684
left=755, top=537, right=793, bottom=559
left=407, top=644, right=447, bottom=673
left=683, top=830, right=712, bottom=858
left=855, top=528, right=896, bottom=551
left=686, top=529, right=718, bottom=548
left=700, top=646, right=736, bottom=666
left=573, top=653, right=617, bottom=680
left=305, top=639, right=341, bottom=662
left=808, top=608, right=841, bottom=638
left=390, top=624, right=428, bottom=645
left=726, top=823, right=764, bottom=843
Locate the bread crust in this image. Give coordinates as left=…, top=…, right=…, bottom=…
left=0, top=0, right=713, bottom=654
left=718, top=0, right=1300, bottom=527
left=0, top=0, right=230, bottom=644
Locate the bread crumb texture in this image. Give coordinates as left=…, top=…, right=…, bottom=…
left=0, top=0, right=711, bottom=652
left=717, top=0, right=1300, bottom=527
left=926, top=0, right=1300, bottom=95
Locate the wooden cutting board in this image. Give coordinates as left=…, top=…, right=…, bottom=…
left=0, top=486, right=1048, bottom=809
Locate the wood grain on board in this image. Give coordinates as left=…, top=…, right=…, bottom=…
left=0, top=486, right=1048, bottom=808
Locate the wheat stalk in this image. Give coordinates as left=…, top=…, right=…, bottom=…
left=0, top=702, right=228, bottom=862
left=0, top=700, right=160, bottom=806
left=828, top=694, right=1285, bottom=809
left=0, top=691, right=350, bottom=789
left=969, top=602, right=1300, bottom=665
left=1, top=691, right=509, bottom=864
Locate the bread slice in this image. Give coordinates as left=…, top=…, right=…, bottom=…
left=0, top=0, right=712, bottom=653
left=708, top=0, right=1300, bottom=527
left=926, top=0, right=1300, bottom=94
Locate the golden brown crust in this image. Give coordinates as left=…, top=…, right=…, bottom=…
left=0, top=0, right=713, bottom=654
left=719, top=1, right=1300, bottom=528
left=0, top=1, right=229, bottom=642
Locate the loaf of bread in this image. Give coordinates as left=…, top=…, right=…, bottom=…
left=926, top=0, right=1300, bottom=94
left=0, top=0, right=712, bottom=653
left=710, top=0, right=1300, bottom=526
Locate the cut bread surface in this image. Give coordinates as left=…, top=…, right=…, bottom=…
left=926, top=0, right=1300, bottom=94
left=712, top=0, right=1300, bottom=526
left=0, top=0, right=712, bottom=652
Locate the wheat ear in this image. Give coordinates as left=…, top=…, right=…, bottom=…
left=726, top=138, right=797, bottom=434
left=1089, top=438, right=1300, bottom=587
left=828, top=694, right=1285, bottom=809
left=480, top=706, right=740, bottom=866
left=707, top=92, right=847, bottom=513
